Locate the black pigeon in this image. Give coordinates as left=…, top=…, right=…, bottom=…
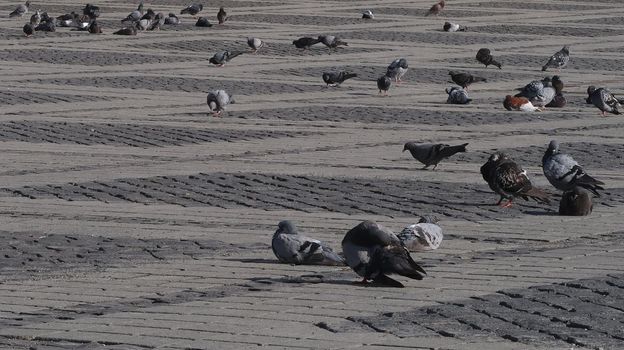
left=164, top=13, right=179, bottom=25
left=476, top=48, right=501, bottom=69
left=195, top=17, right=212, bottom=27
left=209, top=50, right=243, bottom=66
left=35, top=20, right=55, bottom=32
left=113, top=25, right=137, bottom=35
left=559, top=187, right=593, bottom=216
left=217, top=7, right=228, bottom=24
left=181, top=3, right=203, bottom=16
left=403, top=142, right=468, bottom=170
left=542, top=46, right=570, bottom=72
left=362, top=10, right=374, bottom=19
left=22, top=23, right=34, bottom=37
left=342, top=221, right=427, bottom=288
left=449, top=71, right=486, bottom=89
left=83, top=4, right=100, bottom=19
left=322, top=71, right=357, bottom=87
left=57, top=12, right=80, bottom=27
left=481, top=152, right=550, bottom=208
left=377, top=75, right=391, bottom=95
left=292, top=36, right=320, bottom=49
left=141, top=8, right=156, bottom=21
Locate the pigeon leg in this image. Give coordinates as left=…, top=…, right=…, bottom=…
left=352, top=278, right=369, bottom=285
left=432, top=164, right=438, bottom=171
left=499, top=199, right=513, bottom=208
left=601, top=111, right=606, bottom=117
left=495, top=196, right=504, bottom=205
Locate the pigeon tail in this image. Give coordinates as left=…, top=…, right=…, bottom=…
left=523, top=187, right=550, bottom=205
left=541, top=65, right=548, bottom=72
left=343, top=72, right=357, bottom=80
left=321, top=250, right=346, bottom=266
left=576, top=174, right=605, bottom=197
left=380, top=246, right=426, bottom=280
left=438, top=143, right=468, bottom=158
left=228, top=51, right=244, bottom=60
left=491, top=59, right=502, bottom=69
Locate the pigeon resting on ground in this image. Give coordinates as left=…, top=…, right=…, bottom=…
left=515, top=77, right=551, bottom=100
left=146, top=13, right=164, bottom=31
left=542, top=140, right=604, bottom=196
left=449, top=71, right=486, bottom=90
left=22, top=23, right=34, bottom=37
left=403, top=142, right=468, bottom=170
left=530, top=85, right=556, bottom=108
left=247, top=37, right=264, bottom=53
left=559, top=187, right=593, bottom=216
left=443, top=21, right=466, bottom=32
left=217, top=7, right=228, bottom=24
left=362, top=10, right=374, bottom=19
left=293, top=36, right=320, bottom=49
left=209, top=50, right=243, bottom=66
left=318, top=35, right=348, bottom=52
left=397, top=216, right=443, bottom=252
left=446, top=86, right=471, bottom=104
left=426, top=0, right=445, bottom=16
left=57, top=12, right=80, bottom=27
left=113, top=25, right=137, bottom=35
left=195, top=17, right=212, bottom=27
left=272, top=221, right=345, bottom=266
left=503, top=95, right=541, bottom=112
left=386, top=58, right=408, bottom=83
left=481, top=152, right=550, bottom=207
left=542, top=46, right=569, bottom=72
left=181, top=3, right=203, bottom=16
left=342, top=221, right=426, bottom=288
left=322, top=71, right=357, bottom=87
left=377, top=75, right=391, bottom=95
left=207, top=90, right=234, bottom=116
left=476, top=48, right=501, bottom=69
left=9, top=1, right=30, bottom=17
left=164, top=13, right=179, bottom=25
left=588, top=86, right=621, bottom=116
left=546, top=93, right=566, bottom=108
left=35, top=19, right=55, bottom=32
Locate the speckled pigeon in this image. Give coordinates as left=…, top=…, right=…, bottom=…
left=403, top=142, right=468, bottom=170
left=542, top=46, right=569, bottom=72
left=446, top=86, right=471, bottom=104
left=386, top=58, right=408, bottom=83
left=272, top=221, right=344, bottom=266
left=247, top=37, right=264, bottom=53
left=206, top=90, right=234, bottom=116
left=397, top=216, right=443, bottom=252
left=542, top=140, right=604, bottom=196
left=588, top=86, right=621, bottom=116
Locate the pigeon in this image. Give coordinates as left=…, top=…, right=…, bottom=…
left=113, top=25, right=137, bottom=35
left=318, top=35, right=348, bottom=52
left=362, top=10, right=374, bottom=19
left=443, top=21, right=466, bottom=32
left=545, top=93, right=566, bottom=108
left=29, top=9, right=40, bottom=26
left=559, top=187, right=593, bottom=216
left=207, top=90, right=234, bottom=116
left=271, top=220, right=345, bottom=266
left=164, top=13, right=179, bottom=25
left=35, top=20, right=55, bottom=32
left=322, top=71, right=357, bottom=87
left=480, top=152, right=550, bottom=208
left=426, top=0, right=445, bottom=16
left=147, top=12, right=164, bottom=31
left=342, top=220, right=426, bottom=288
left=503, top=95, right=541, bottom=112
left=585, top=86, right=595, bottom=105
left=396, top=216, right=443, bottom=252
left=247, top=37, right=264, bottom=53
left=195, top=17, right=212, bottom=27
left=136, top=18, right=151, bottom=31
left=22, top=22, right=34, bottom=37
left=589, top=86, right=621, bottom=116
left=530, top=85, right=556, bottom=108
left=140, top=8, right=156, bottom=21
left=88, top=20, right=102, bottom=34
left=181, top=3, right=203, bottom=16
left=446, top=86, right=471, bottom=104
left=293, top=36, right=320, bottom=49
left=83, top=4, right=100, bottom=19
left=403, top=142, right=468, bottom=170
left=448, top=71, right=486, bottom=90
left=217, top=7, right=228, bottom=24
left=551, top=75, right=563, bottom=93
left=122, top=3, right=143, bottom=23
left=386, top=58, right=408, bottom=83
left=377, top=75, right=391, bottom=95
left=515, top=77, right=550, bottom=100
left=9, top=1, right=29, bottom=17
left=209, top=50, right=243, bottom=67
left=542, top=46, right=569, bottom=72
left=74, top=17, right=91, bottom=31
left=57, top=12, right=80, bottom=27
left=476, top=48, right=501, bottom=69
left=542, top=140, right=604, bottom=196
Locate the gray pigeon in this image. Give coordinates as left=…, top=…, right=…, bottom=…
left=272, top=221, right=345, bottom=266
left=136, top=18, right=151, bottom=31
left=542, top=140, right=604, bottom=196
left=209, top=50, right=243, bottom=66
left=542, top=46, right=570, bottom=72
left=396, top=216, right=443, bottom=252
left=515, top=77, right=550, bottom=100
left=589, top=86, right=621, bottom=116
left=530, top=85, right=556, bottom=108
left=164, top=13, right=179, bottom=25
left=342, top=221, right=426, bottom=288
left=181, top=3, right=203, bottom=16
left=559, top=187, right=593, bottom=216
left=403, top=142, right=468, bottom=170
left=318, top=35, right=348, bottom=52
left=446, top=86, right=471, bottom=104
left=386, top=58, right=408, bottom=83
left=9, top=1, right=29, bottom=17
left=443, top=21, right=466, bottom=32
left=247, top=37, right=264, bottom=53
left=206, top=89, right=234, bottom=116
left=147, top=12, right=164, bottom=31
left=122, top=2, right=143, bottom=23
left=322, top=71, right=357, bottom=87
left=377, top=75, right=391, bottom=95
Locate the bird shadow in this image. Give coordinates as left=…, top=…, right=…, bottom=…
left=228, top=258, right=282, bottom=264
left=522, top=210, right=559, bottom=216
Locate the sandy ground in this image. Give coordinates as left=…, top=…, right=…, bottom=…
left=0, top=0, right=624, bottom=349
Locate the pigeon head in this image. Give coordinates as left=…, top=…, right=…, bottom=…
left=546, top=140, right=559, bottom=154
left=402, top=142, right=416, bottom=152
left=488, top=152, right=507, bottom=163
left=587, top=85, right=596, bottom=95
left=277, top=220, right=298, bottom=235
left=445, top=87, right=456, bottom=95
left=448, top=71, right=458, bottom=76
left=562, top=45, right=569, bottom=53
left=418, top=215, right=439, bottom=224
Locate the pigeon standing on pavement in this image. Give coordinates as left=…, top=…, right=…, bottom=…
left=386, top=58, right=408, bottom=83
left=181, top=3, right=203, bottom=16
left=293, top=36, right=320, bottom=49
left=377, top=75, right=391, bottom=95
left=318, top=35, right=348, bottom=52
left=446, top=86, right=471, bottom=104
left=362, top=10, right=374, bottom=19
left=217, top=7, right=228, bottom=24
left=542, top=46, right=570, bottom=72
left=272, top=221, right=345, bottom=266
left=342, top=220, right=427, bottom=288
left=164, top=13, right=179, bottom=25
left=503, top=95, right=542, bottom=112
left=425, top=0, right=445, bottom=16
left=443, top=21, right=466, bottom=32
left=542, top=140, right=604, bottom=196
left=209, top=50, right=243, bottom=66
left=559, top=187, right=593, bottom=216
left=588, top=86, right=621, bottom=116
left=207, top=90, right=234, bottom=116
left=247, top=37, right=264, bottom=53
left=397, top=216, right=444, bottom=252
left=476, top=48, right=501, bottom=69
left=480, top=152, right=550, bottom=207
left=449, top=71, right=486, bottom=90
left=403, top=142, right=468, bottom=170
left=322, top=71, right=357, bottom=87
left=9, top=1, right=30, bottom=17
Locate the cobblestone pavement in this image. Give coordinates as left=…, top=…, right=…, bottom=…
left=1, top=0, right=624, bottom=349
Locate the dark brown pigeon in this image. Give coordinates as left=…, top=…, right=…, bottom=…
left=425, top=0, right=445, bottom=16
left=449, top=71, right=486, bottom=90
left=476, top=48, right=501, bottom=69
left=559, top=187, right=593, bottom=216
